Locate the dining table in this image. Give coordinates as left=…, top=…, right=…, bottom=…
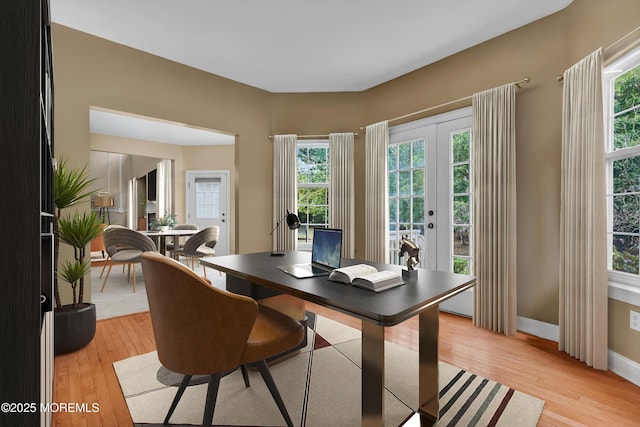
left=140, top=229, right=199, bottom=256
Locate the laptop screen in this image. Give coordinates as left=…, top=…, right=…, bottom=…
left=311, top=228, right=343, bottom=269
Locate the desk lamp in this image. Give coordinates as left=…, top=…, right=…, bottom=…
left=270, top=210, right=300, bottom=256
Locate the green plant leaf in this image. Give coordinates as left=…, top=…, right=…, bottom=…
left=58, top=211, right=103, bottom=249
left=152, top=213, right=177, bottom=227
left=59, top=259, right=90, bottom=285
left=54, top=157, right=98, bottom=211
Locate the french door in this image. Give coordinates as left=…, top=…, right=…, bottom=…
left=185, top=170, right=230, bottom=255
left=389, top=107, right=473, bottom=316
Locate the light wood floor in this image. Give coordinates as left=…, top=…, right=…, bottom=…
left=53, top=304, right=640, bottom=426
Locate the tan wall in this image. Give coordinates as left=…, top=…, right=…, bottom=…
left=53, top=23, right=272, bottom=257
left=53, top=25, right=269, bottom=305
left=268, top=0, right=640, bottom=361
left=609, top=299, right=640, bottom=362
left=53, top=1, right=640, bottom=364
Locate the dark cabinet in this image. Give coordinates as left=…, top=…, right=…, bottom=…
left=0, top=0, right=55, bottom=426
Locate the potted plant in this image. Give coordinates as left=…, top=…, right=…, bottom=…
left=53, top=158, right=103, bottom=354
left=151, top=213, right=177, bottom=231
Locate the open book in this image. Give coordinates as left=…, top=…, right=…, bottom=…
left=328, top=264, right=404, bottom=292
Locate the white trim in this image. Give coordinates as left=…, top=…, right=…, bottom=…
left=515, top=317, right=640, bottom=386
left=389, top=106, right=472, bottom=140
left=517, top=316, right=559, bottom=342
left=185, top=169, right=230, bottom=255
left=609, top=281, right=640, bottom=306
left=296, top=141, right=330, bottom=249
left=609, top=350, right=640, bottom=387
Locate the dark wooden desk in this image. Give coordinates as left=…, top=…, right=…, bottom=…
left=200, top=251, right=476, bottom=427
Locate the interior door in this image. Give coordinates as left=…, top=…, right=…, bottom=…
left=186, top=171, right=229, bottom=255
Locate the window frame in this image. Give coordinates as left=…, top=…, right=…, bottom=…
left=387, top=107, right=472, bottom=274
left=296, top=140, right=330, bottom=251
left=605, top=47, right=640, bottom=290
left=387, top=137, right=427, bottom=268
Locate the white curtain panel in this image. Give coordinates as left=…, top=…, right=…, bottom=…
left=273, top=134, right=298, bottom=252
left=365, top=121, right=389, bottom=263
left=127, top=177, right=136, bottom=229
left=559, top=49, right=608, bottom=370
left=156, top=159, right=173, bottom=219
left=472, top=83, right=518, bottom=335
left=329, top=132, right=355, bottom=258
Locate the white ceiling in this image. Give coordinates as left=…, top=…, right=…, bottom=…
left=62, top=1, right=572, bottom=145
left=90, top=109, right=235, bottom=146
left=52, top=0, right=573, bottom=93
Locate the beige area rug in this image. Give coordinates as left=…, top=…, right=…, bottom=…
left=90, top=261, right=226, bottom=320
left=114, top=313, right=544, bottom=426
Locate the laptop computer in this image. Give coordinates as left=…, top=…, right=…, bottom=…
left=277, top=228, right=343, bottom=278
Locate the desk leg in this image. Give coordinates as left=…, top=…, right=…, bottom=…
left=404, top=305, right=440, bottom=426
left=362, top=321, right=384, bottom=427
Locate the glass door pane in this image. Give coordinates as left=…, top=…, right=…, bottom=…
left=388, top=139, right=427, bottom=268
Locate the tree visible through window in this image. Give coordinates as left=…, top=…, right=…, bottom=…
left=606, top=53, right=640, bottom=281
left=388, top=139, right=426, bottom=266
left=387, top=111, right=472, bottom=274
left=451, top=130, right=473, bottom=274
left=297, top=142, right=329, bottom=247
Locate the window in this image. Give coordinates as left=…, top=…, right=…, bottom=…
left=388, top=139, right=426, bottom=267
left=451, top=129, right=473, bottom=274
left=605, top=49, right=640, bottom=287
left=296, top=141, right=329, bottom=249
left=195, top=177, right=220, bottom=219
left=387, top=109, right=472, bottom=277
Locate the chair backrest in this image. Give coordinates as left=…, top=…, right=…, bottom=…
left=183, top=226, right=219, bottom=255
left=102, top=224, right=127, bottom=254
left=103, top=227, right=157, bottom=253
left=172, top=223, right=199, bottom=231
left=140, top=252, right=258, bottom=375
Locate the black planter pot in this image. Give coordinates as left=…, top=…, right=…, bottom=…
left=54, top=303, right=97, bottom=355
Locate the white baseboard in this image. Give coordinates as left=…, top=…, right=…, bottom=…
left=517, top=316, right=559, bottom=342
left=516, top=316, right=640, bottom=387
left=609, top=350, right=640, bottom=388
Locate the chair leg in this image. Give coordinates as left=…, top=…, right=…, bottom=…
left=100, top=264, right=114, bottom=292
left=202, top=373, right=222, bottom=426
left=240, top=365, right=250, bottom=387
left=99, top=258, right=110, bottom=278
left=255, top=360, right=294, bottom=427
left=132, top=263, right=136, bottom=293
left=164, top=374, right=192, bottom=424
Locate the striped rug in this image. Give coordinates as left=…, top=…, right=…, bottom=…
left=115, top=313, right=544, bottom=426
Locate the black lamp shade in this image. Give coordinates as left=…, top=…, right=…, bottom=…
left=286, top=212, right=300, bottom=230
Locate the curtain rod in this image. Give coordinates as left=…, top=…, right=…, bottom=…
left=360, top=76, right=531, bottom=129
left=557, top=26, right=640, bottom=82
left=268, top=132, right=359, bottom=139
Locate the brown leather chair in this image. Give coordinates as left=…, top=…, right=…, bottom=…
left=140, top=252, right=303, bottom=427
